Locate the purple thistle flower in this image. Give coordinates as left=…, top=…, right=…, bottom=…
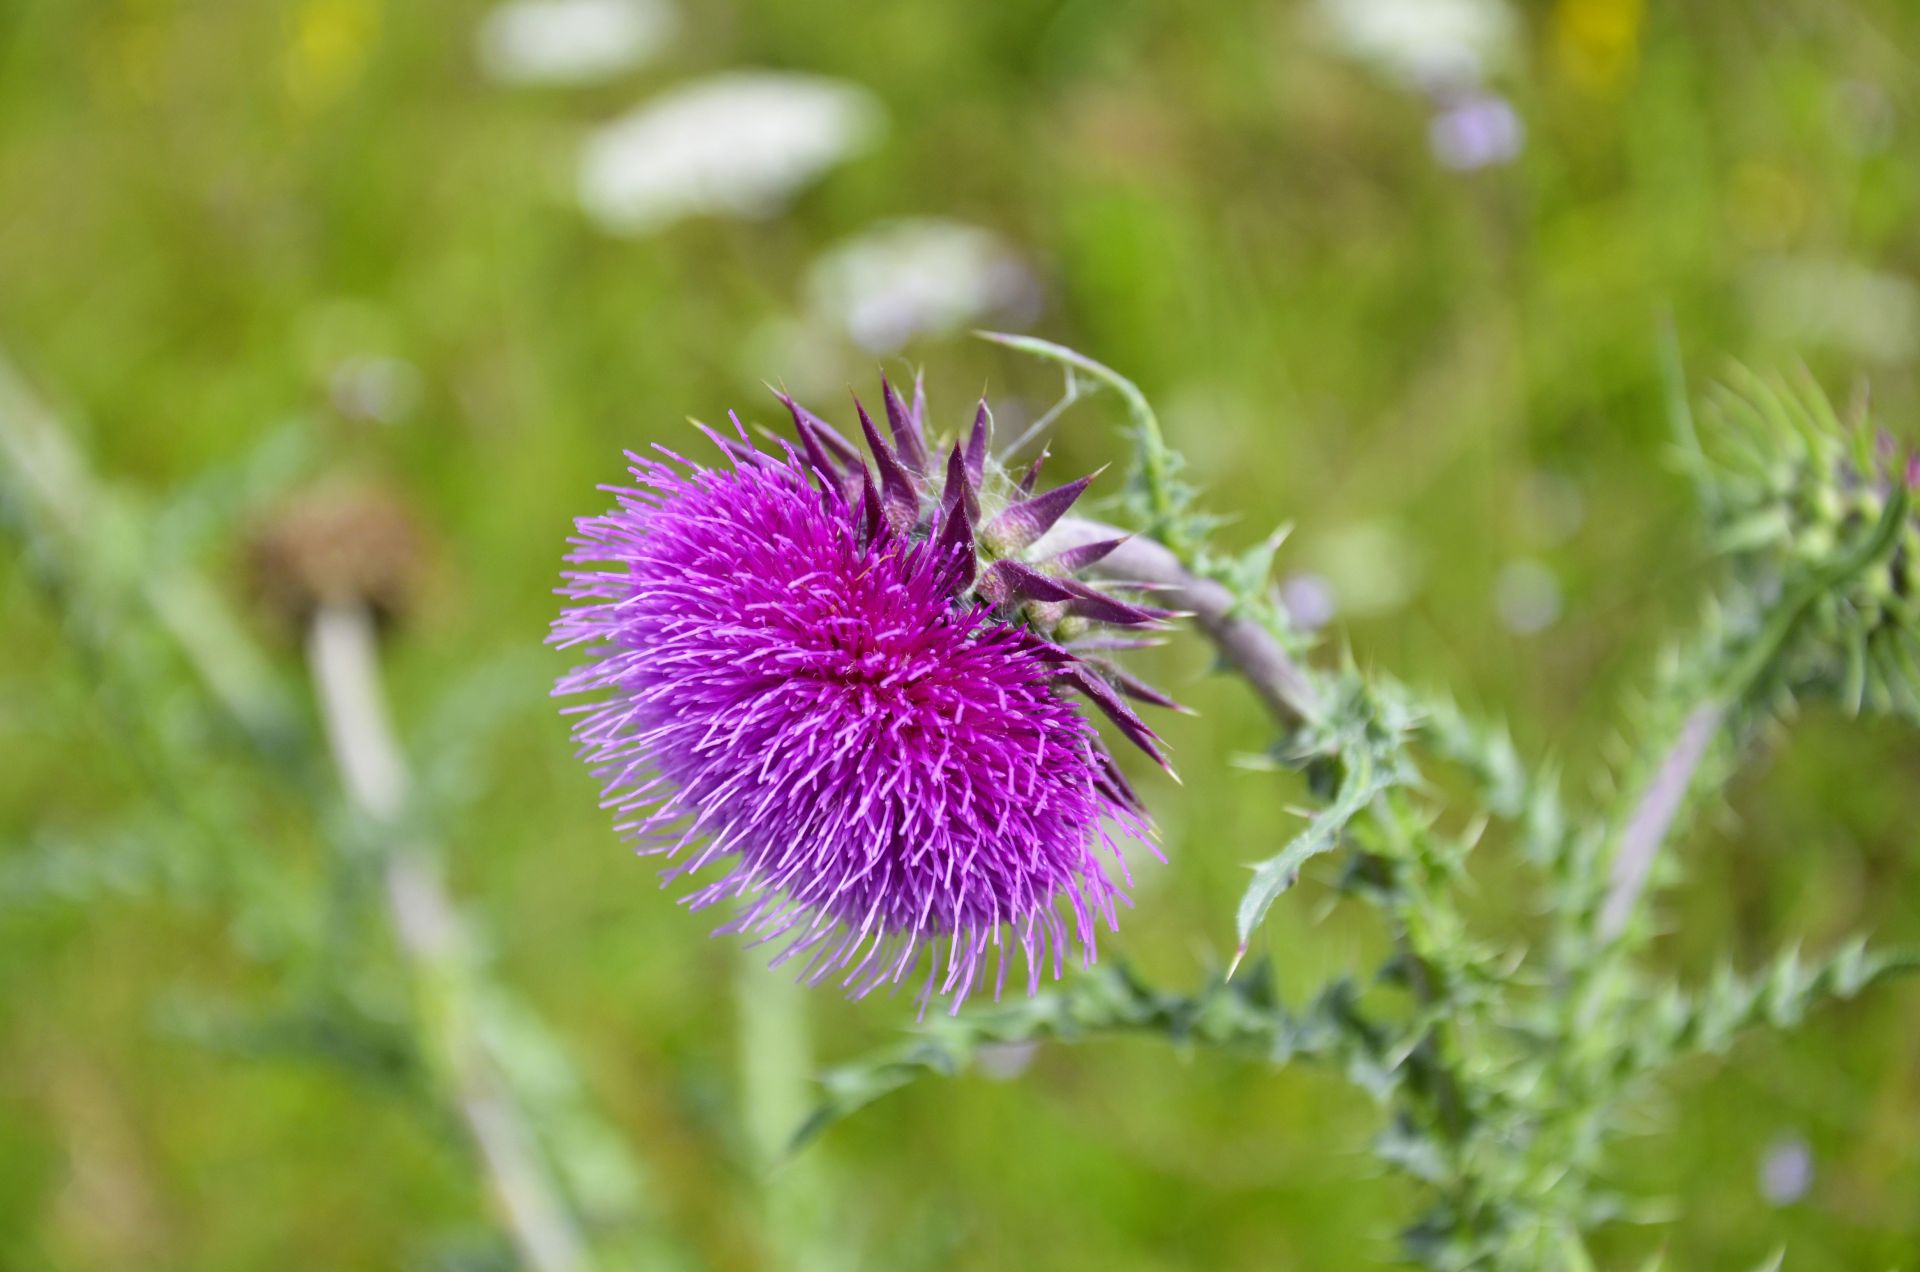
left=552, top=381, right=1175, bottom=1011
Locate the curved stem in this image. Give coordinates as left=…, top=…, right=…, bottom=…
left=980, top=333, right=1185, bottom=549
left=1045, top=516, right=1321, bottom=726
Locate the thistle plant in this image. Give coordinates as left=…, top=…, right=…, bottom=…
left=0, top=358, right=673, bottom=1272
left=550, top=379, right=1177, bottom=1009
left=6, top=331, right=1918, bottom=1270
left=790, top=339, right=1920, bottom=1269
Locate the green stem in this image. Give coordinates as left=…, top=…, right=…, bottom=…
left=1596, top=484, right=1912, bottom=944
left=978, top=332, right=1185, bottom=550
left=307, top=602, right=590, bottom=1272
left=737, top=952, right=831, bottom=1272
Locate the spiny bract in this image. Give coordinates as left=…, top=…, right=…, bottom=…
left=552, top=376, right=1177, bottom=1010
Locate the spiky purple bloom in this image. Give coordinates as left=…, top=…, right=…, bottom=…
left=552, top=378, right=1175, bottom=1010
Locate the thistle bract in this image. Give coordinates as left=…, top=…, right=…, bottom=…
left=553, top=378, right=1175, bottom=1009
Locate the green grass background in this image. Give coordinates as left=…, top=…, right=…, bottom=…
left=3, top=0, right=1919, bottom=1267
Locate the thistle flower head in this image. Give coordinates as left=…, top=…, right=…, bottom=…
left=1695, top=368, right=1920, bottom=718
left=552, top=377, right=1176, bottom=1010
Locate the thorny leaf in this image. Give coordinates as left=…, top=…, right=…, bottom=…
left=1232, top=744, right=1396, bottom=962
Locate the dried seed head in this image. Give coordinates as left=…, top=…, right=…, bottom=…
left=251, top=480, right=423, bottom=631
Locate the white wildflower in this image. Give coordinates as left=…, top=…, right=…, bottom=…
left=1315, top=0, right=1516, bottom=88
left=806, top=219, right=1039, bottom=354
left=578, top=73, right=883, bottom=235
left=476, top=0, right=675, bottom=88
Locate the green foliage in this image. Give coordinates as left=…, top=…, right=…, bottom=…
left=978, top=331, right=1204, bottom=553
left=8, top=319, right=1918, bottom=1268
left=7, top=3, right=1920, bottom=1264
left=797, top=959, right=1393, bottom=1152
left=1684, top=367, right=1920, bottom=722
left=1232, top=672, right=1417, bottom=956
left=0, top=375, right=676, bottom=1272
left=1625, top=939, right=1920, bottom=1064
left=803, top=349, right=1920, bottom=1270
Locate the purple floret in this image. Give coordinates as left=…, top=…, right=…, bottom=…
left=552, top=384, right=1171, bottom=1011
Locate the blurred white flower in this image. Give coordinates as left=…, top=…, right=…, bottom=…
left=476, top=0, right=675, bottom=88
left=1747, top=256, right=1920, bottom=365
left=805, top=219, right=1041, bottom=354
left=578, top=73, right=884, bottom=235
left=1315, top=0, right=1516, bottom=89
left=1429, top=91, right=1524, bottom=169
left=1758, top=1135, right=1813, bottom=1206
left=1493, top=559, right=1562, bottom=635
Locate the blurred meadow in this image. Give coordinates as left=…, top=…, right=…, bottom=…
left=4, top=0, right=1920, bottom=1268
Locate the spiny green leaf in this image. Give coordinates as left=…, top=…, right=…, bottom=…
left=1234, top=744, right=1398, bottom=952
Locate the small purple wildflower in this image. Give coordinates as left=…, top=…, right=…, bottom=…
left=1428, top=90, right=1524, bottom=170
left=552, top=378, right=1174, bottom=1011
left=1758, top=1134, right=1814, bottom=1206
left=1277, top=571, right=1336, bottom=632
